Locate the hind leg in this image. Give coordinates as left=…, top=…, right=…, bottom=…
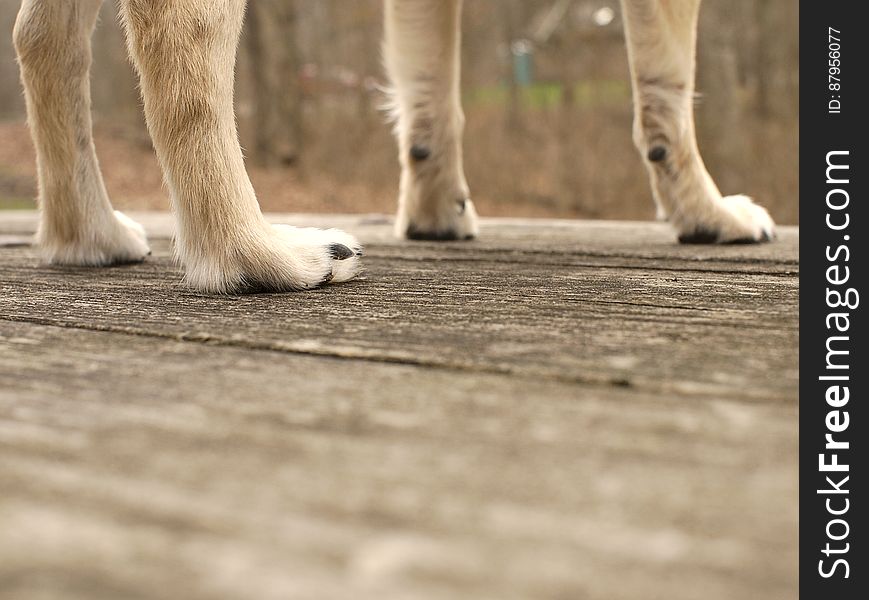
left=621, top=0, right=774, bottom=243
left=117, top=0, right=360, bottom=293
left=13, top=0, right=150, bottom=265
left=384, top=0, right=478, bottom=241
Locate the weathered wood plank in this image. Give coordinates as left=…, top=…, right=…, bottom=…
left=0, top=321, right=797, bottom=600
left=0, top=211, right=799, bottom=599
left=0, top=243, right=798, bottom=400
left=0, top=211, right=799, bottom=271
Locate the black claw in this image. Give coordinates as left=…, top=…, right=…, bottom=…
left=410, top=144, right=431, bottom=162
left=678, top=228, right=720, bottom=244
left=647, top=146, right=668, bottom=163
left=329, top=243, right=355, bottom=260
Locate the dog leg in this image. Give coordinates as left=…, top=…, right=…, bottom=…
left=621, top=0, right=774, bottom=243
left=384, top=0, right=478, bottom=240
left=117, top=0, right=360, bottom=293
left=13, top=0, right=150, bottom=265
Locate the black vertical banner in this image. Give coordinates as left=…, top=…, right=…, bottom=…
left=801, top=2, right=866, bottom=598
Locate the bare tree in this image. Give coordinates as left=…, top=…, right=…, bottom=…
left=244, top=0, right=303, bottom=167
left=696, top=2, right=745, bottom=196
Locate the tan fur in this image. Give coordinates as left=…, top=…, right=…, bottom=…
left=619, top=0, right=774, bottom=242
left=15, top=0, right=361, bottom=293
left=383, top=0, right=478, bottom=240
left=382, top=0, right=773, bottom=243
left=13, top=0, right=772, bottom=295
left=13, top=0, right=149, bottom=265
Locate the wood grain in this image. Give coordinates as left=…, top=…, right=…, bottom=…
left=0, top=212, right=798, bottom=600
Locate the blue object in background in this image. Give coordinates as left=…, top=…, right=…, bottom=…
left=511, top=39, right=535, bottom=87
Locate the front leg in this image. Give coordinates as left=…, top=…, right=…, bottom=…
left=384, top=0, right=478, bottom=241
left=14, top=0, right=150, bottom=266
left=621, top=0, right=774, bottom=243
left=118, top=0, right=360, bottom=293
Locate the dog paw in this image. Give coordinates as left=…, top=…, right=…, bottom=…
left=39, top=210, right=151, bottom=266
left=183, top=224, right=362, bottom=294
left=272, top=224, right=363, bottom=285
left=677, top=195, right=775, bottom=245
left=397, top=197, right=479, bottom=241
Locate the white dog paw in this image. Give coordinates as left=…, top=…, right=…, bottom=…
left=183, top=224, right=362, bottom=294
left=397, top=197, right=479, bottom=241
left=677, top=195, right=776, bottom=245
left=272, top=224, right=363, bottom=285
left=39, top=210, right=151, bottom=266
left=112, top=211, right=151, bottom=255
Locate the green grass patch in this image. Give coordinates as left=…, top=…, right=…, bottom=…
left=0, top=196, right=37, bottom=210
left=466, top=80, right=631, bottom=110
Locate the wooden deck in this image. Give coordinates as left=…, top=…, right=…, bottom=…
left=0, top=212, right=798, bottom=600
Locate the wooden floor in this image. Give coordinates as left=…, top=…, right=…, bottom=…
left=0, top=212, right=798, bottom=600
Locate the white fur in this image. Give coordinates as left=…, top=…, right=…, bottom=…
left=14, top=0, right=150, bottom=267
left=37, top=209, right=150, bottom=267
left=619, top=0, right=774, bottom=242
left=13, top=0, right=773, bottom=297
left=14, top=0, right=361, bottom=293
left=383, top=0, right=479, bottom=240
left=382, top=0, right=774, bottom=243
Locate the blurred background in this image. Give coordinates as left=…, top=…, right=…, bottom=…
left=0, top=0, right=798, bottom=223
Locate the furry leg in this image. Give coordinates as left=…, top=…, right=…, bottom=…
left=14, top=0, right=150, bottom=265
left=621, top=0, right=774, bottom=243
left=384, top=0, right=478, bottom=240
left=118, top=0, right=360, bottom=292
